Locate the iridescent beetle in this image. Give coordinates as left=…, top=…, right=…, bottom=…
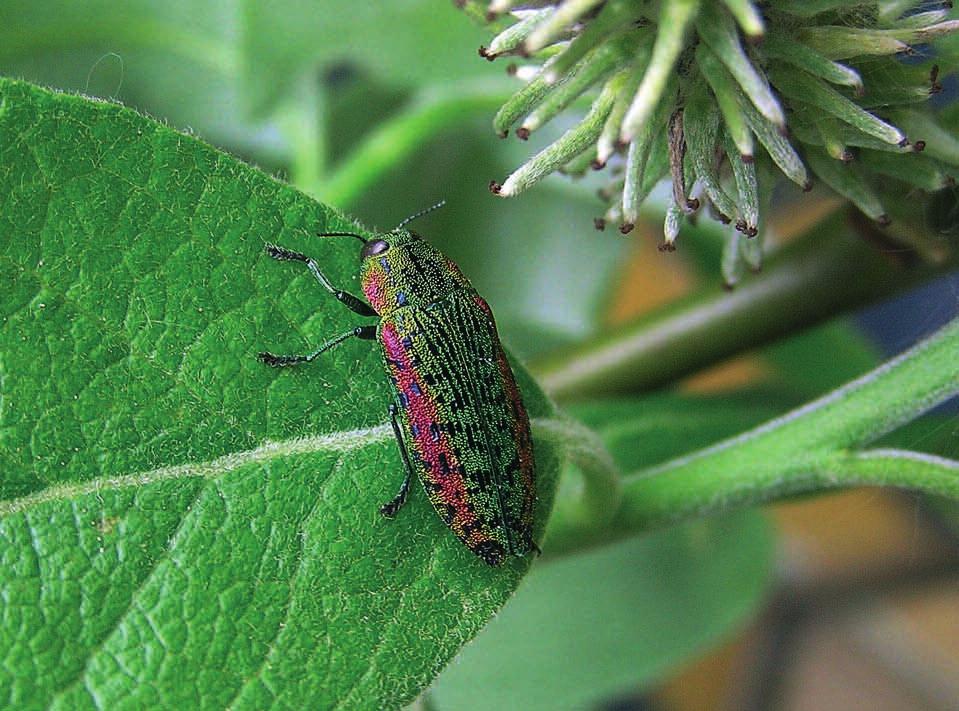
left=258, top=204, right=537, bottom=566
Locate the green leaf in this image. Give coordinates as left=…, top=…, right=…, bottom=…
left=432, top=511, right=773, bottom=711
left=0, top=78, right=562, bottom=709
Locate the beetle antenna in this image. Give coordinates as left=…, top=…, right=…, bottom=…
left=393, top=200, right=447, bottom=231
left=317, top=231, right=368, bottom=243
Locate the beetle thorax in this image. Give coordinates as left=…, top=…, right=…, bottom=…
left=360, top=231, right=471, bottom=316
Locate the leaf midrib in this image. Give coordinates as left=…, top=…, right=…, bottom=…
left=0, top=417, right=563, bottom=517
left=0, top=424, right=392, bottom=516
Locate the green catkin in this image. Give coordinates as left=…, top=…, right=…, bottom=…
left=768, top=67, right=906, bottom=146
left=485, top=7, right=556, bottom=57
left=543, top=0, right=647, bottom=82
left=521, top=38, right=632, bottom=135
left=859, top=150, right=953, bottom=191
left=695, top=2, right=785, bottom=129
left=474, top=0, right=959, bottom=250
left=621, top=0, right=700, bottom=142
left=525, top=0, right=606, bottom=53
left=806, top=150, right=889, bottom=223
left=684, top=80, right=738, bottom=221
left=724, top=131, right=759, bottom=234
left=763, top=34, right=863, bottom=95
left=697, top=44, right=754, bottom=159
left=719, top=0, right=764, bottom=39
left=495, top=79, right=618, bottom=196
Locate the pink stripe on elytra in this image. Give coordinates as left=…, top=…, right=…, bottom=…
left=381, top=322, right=480, bottom=538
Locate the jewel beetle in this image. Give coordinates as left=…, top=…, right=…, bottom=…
left=258, top=204, right=538, bottom=566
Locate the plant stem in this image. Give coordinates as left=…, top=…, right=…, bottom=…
left=309, top=81, right=513, bottom=208
left=532, top=212, right=959, bottom=400
left=532, top=415, right=622, bottom=552
left=822, top=449, right=959, bottom=497
left=545, top=316, right=959, bottom=554
left=279, top=77, right=326, bottom=194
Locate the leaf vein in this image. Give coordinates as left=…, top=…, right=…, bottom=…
left=0, top=425, right=393, bottom=518
left=223, top=453, right=346, bottom=711
left=46, top=479, right=210, bottom=708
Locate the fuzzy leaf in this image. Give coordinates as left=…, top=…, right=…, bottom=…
left=0, top=78, right=562, bottom=710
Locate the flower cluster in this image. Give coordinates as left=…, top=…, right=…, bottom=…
left=460, top=0, right=959, bottom=280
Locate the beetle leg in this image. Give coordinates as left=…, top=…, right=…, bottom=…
left=264, top=244, right=377, bottom=317
left=380, top=403, right=415, bottom=518
left=258, top=325, right=376, bottom=367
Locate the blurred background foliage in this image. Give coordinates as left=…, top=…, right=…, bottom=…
left=3, top=1, right=957, bottom=709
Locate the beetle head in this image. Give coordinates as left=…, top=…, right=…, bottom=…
left=359, top=229, right=469, bottom=316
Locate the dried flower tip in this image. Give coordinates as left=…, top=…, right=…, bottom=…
left=594, top=217, right=606, bottom=231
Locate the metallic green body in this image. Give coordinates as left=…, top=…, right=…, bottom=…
left=258, top=226, right=536, bottom=567
left=363, top=231, right=536, bottom=566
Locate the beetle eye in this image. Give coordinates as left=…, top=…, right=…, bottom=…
left=362, top=239, right=390, bottom=259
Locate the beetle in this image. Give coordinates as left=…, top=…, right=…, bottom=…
left=257, top=204, right=537, bottom=566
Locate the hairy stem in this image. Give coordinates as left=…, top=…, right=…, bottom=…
left=307, top=80, right=513, bottom=207
left=533, top=415, right=622, bottom=552
left=547, top=316, right=959, bottom=554
left=279, top=77, right=326, bottom=193
left=532, top=212, right=959, bottom=400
